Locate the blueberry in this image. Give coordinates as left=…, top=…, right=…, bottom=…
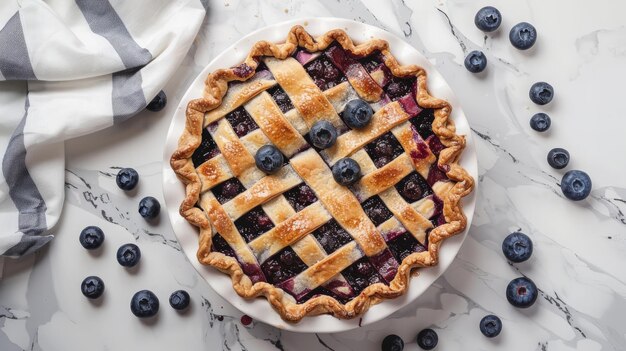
left=381, top=334, right=404, bottom=351
left=474, top=6, right=502, bottom=32
left=506, top=277, right=538, bottom=308
left=331, top=158, right=361, bottom=186
left=138, top=196, right=160, bottom=219
left=530, top=113, right=551, bottom=132
left=509, top=22, right=537, bottom=50
left=464, top=50, right=487, bottom=73
left=547, top=148, right=570, bottom=169
left=342, top=99, right=374, bottom=129
left=81, top=276, right=105, bottom=299
left=117, top=243, right=141, bottom=267
left=309, top=120, right=337, bottom=149
left=561, top=170, right=592, bottom=201
left=79, top=226, right=104, bottom=250
left=116, top=168, right=139, bottom=191
left=130, top=290, right=159, bottom=318
left=479, top=314, right=502, bottom=338
left=169, top=290, right=190, bottom=311
left=255, top=145, right=284, bottom=174
left=502, top=232, right=533, bottom=263
left=417, top=328, right=438, bottom=350
left=529, top=82, right=554, bottom=105
left=146, top=90, right=167, bottom=112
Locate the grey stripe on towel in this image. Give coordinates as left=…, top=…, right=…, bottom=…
left=75, top=0, right=153, bottom=123
left=0, top=12, right=37, bottom=80
left=1, top=97, right=52, bottom=257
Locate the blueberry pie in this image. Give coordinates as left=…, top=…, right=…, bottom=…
left=171, top=26, right=474, bottom=321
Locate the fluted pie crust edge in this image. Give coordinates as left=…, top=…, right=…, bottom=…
left=170, top=25, right=475, bottom=322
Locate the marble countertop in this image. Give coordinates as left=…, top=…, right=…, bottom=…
left=2, top=1, right=625, bottom=350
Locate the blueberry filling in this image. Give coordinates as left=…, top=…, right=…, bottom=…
left=362, top=196, right=393, bottom=226
left=409, top=108, right=435, bottom=139
left=387, top=233, right=426, bottom=262
left=267, top=85, right=294, bottom=113
left=225, top=106, right=259, bottom=137
left=341, top=257, right=385, bottom=294
left=427, top=163, right=449, bottom=186
left=234, top=206, right=274, bottom=242
left=395, top=172, right=432, bottom=203
left=261, top=247, right=308, bottom=284
left=212, top=233, right=236, bottom=257
left=283, top=183, right=318, bottom=212
left=385, top=76, right=414, bottom=101
left=191, top=128, right=220, bottom=167
left=305, top=55, right=346, bottom=91
left=211, top=178, right=246, bottom=204
left=359, top=52, right=385, bottom=72
left=311, top=220, right=353, bottom=254
left=364, top=132, right=405, bottom=168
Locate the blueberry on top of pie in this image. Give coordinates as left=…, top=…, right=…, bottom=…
left=171, top=26, right=474, bottom=322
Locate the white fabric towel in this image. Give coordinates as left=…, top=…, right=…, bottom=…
left=0, top=0, right=206, bottom=257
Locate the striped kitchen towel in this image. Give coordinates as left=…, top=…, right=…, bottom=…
left=0, top=0, right=206, bottom=257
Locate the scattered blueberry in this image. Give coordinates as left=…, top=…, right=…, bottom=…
left=479, top=314, right=502, bottom=338
left=146, top=90, right=167, bottom=112
left=417, top=328, right=438, bottom=350
left=509, top=22, right=537, bottom=50
left=331, top=158, right=362, bottom=186
left=506, top=277, right=538, bottom=308
left=474, top=6, right=502, bottom=32
left=117, top=243, right=141, bottom=267
left=381, top=334, right=404, bottom=351
left=547, top=148, right=570, bottom=169
left=309, top=120, right=338, bottom=149
left=255, top=145, right=284, bottom=174
left=130, top=290, right=159, bottom=318
left=529, top=82, right=554, bottom=105
left=502, top=232, right=533, bottom=263
left=240, top=314, right=253, bottom=326
left=138, top=196, right=160, bottom=219
left=561, top=170, right=592, bottom=201
left=169, top=290, right=190, bottom=311
left=81, top=276, right=105, bottom=299
left=116, top=168, right=139, bottom=191
left=530, top=113, right=551, bottom=132
left=342, top=99, right=374, bottom=129
left=464, top=50, right=487, bottom=73
left=79, top=226, right=104, bottom=250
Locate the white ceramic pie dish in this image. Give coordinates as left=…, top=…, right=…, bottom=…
left=162, top=17, right=477, bottom=333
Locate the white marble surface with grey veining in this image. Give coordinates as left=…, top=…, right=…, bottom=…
left=2, top=1, right=626, bottom=350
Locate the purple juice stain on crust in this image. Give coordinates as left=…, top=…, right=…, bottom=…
left=234, top=206, right=274, bottom=242
left=368, top=249, right=399, bottom=283
left=387, top=233, right=426, bottom=262
left=385, top=76, right=414, bottom=101
left=426, top=163, right=449, bottom=186
left=225, top=106, right=259, bottom=137
left=431, top=195, right=444, bottom=217
left=397, top=94, right=422, bottom=117
left=426, top=135, right=445, bottom=156
left=191, top=128, right=220, bottom=167
left=241, top=262, right=266, bottom=283
left=382, top=228, right=408, bottom=242
left=232, top=63, right=254, bottom=78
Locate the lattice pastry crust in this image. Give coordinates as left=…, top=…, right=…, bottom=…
left=171, top=25, right=474, bottom=322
